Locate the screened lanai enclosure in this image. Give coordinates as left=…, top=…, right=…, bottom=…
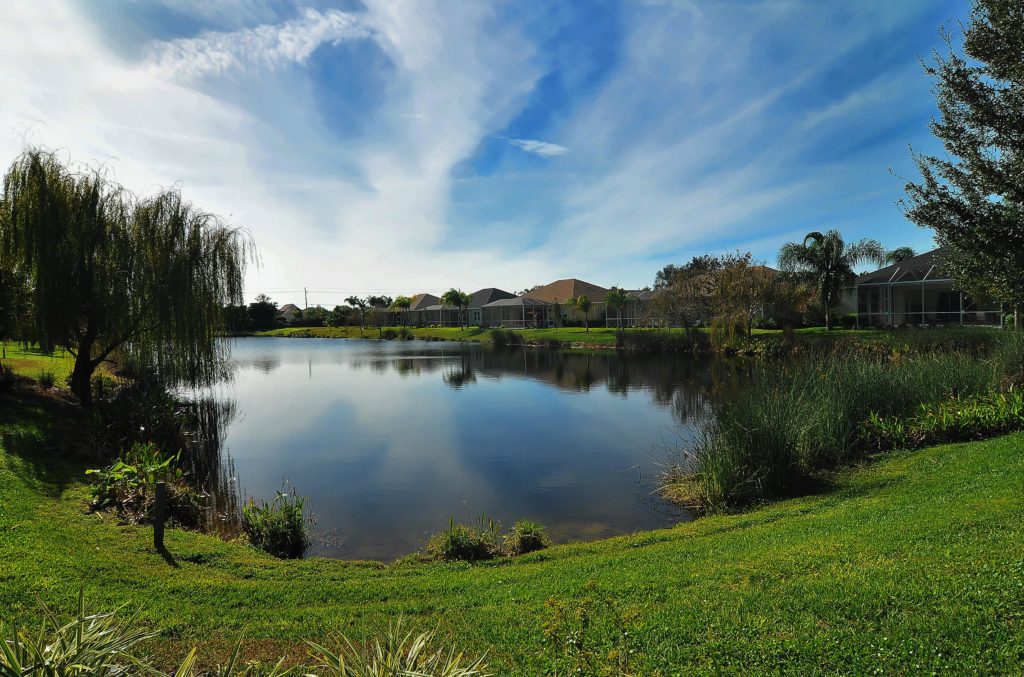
left=481, top=297, right=558, bottom=328
left=848, top=249, right=1002, bottom=328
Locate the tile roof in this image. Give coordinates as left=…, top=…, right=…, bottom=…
left=527, top=278, right=609, bottom=303
left=482, top=297, right=554, bottom=308
left=409, top=293, right=441, bottom=311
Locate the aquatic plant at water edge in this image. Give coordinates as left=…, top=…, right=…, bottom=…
left=242, top=486, right=311, bottom=559
left=426, top=516, right=501, bottom=562
left=662, top=346, right=1016, bottom=511
left=503, top=519, right=550, bottom=556
left=86, top=442, right=201, bottom=527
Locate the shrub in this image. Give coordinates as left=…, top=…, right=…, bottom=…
left=86, top=442, right=201, bottom=527
left=36, top=368, right=56, bottom=389
left=614, top=329, right=711, bottom=355
left=839, top=312, right=858, bottom=329
left=426, top=516, right=500, bottom=562
left=381, top=328, right=399, bottom=340
left=503, top=519, right=550, bottom=555
left=242, top=486, right=311, bottom=558
left=398, top=326, right=414, bottom=340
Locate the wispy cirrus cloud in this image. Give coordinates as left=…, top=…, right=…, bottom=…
left=508, top=138, right=569, bottom=157
left=146, top=8, right=370, bottom=79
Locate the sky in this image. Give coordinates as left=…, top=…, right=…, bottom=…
left=0, top=0, right=969, bottom=306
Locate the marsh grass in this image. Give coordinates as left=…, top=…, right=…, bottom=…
left=666, top=343, right=1017, bottom=511
left=242, top=486, right=311, bottom=559
left=503, top=519, right=550, bottom=556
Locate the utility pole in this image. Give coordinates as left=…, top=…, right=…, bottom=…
left=304, top=287, right=308, bottom=310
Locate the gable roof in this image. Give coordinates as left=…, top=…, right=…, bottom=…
left=409, top=293, right=441, bottom=311
left=278, top=304, right=301, bottom=314
left=482, top=296, right=554, bottom=308
left=856, top=248, right=949, bottom=285
left=469, top=287, right=516, bottom=309
left=527, top=278, right=609, bottom=303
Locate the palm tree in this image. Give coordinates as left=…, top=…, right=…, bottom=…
left=345, top=295, right=368, bottom=332
left=885, top=246, right=917, bottom=265
left=568, top=295, right=592, bottom=331
left=605, top=287, right=629, bottom=329
left=390, top=295, right=412, bottom=326
left=441, top=288, right=471, bottom=329
left=778, top=230, right=885, bottom=330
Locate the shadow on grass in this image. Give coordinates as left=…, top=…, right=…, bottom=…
left=0, top=384, right=89, bottom=498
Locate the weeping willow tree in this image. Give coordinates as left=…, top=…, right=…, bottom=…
left=0, top=149, right=252, bottom=404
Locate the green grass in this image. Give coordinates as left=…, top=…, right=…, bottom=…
left=1, top=388, right=1022, bottom=673
left=0, top=341, right=75, bottom=382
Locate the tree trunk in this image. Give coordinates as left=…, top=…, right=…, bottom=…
left=1015, top=306, right=1020, bottom=331
left=69, top=336, right=95, bottom=406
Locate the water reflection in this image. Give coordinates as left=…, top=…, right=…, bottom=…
left=214, top=338, right=737, bottom=560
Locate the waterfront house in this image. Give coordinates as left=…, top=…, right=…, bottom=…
left=277, top=303, right=301, bottom=324
left=527, top=278, right=609, bottom=325
left=842, top=248, right=1002, bottom=327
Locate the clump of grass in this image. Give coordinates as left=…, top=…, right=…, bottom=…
left=426, top=516, right=501, bottom=562
left=242, top=485, right=311, bottom=559
left=503, top=519, right=550, bottom=555
left=36, top=368, right=56, bottom=389
left=307, top=618, right=490, bottom=676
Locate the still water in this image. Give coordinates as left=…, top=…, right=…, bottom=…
left=215, top=337, right=729, bottom=560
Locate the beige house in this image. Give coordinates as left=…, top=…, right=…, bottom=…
left=527, top=278, right=609, bottom=325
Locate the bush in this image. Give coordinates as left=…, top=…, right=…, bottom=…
left=839, top=312, right=858, bottom=329
left=426, top=516, right=501, bottom=562
left=398, top=326, right=414, bottom=340
left=36, top=368, right=56, bottom=389
left=381, top=328, right=399, bottom=340
left=242, top=486, right=311, bottom=558
left=503, top=519, right=550, bottom=555
left=86, top=442, right=201, bottom=527
left=614, top=329, right=711, bottom=355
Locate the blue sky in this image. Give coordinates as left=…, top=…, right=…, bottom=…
left=0, top=0, right=968, bottom=305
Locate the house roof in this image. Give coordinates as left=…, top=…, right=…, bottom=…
left=626, top=289, right=658, bottom=301
left=482, top=297, right=554, bottom=308
left=277, top=304, right=301, bottom=314
left=409, top=293, right=441, bottom=311
left=527, top=278, right=609, bottom=303
left=856, top=248, right=949, bottom=285
left=418, top=304, right=458, bottom=312
left=469, top=287, right=516, bottom=309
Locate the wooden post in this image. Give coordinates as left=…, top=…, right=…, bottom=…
left=153, top=481, right=166, bottom=550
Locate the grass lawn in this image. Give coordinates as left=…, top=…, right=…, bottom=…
left=0, top=341, right=76, bottom=382
left=1, top=388, right=1021, bottom=673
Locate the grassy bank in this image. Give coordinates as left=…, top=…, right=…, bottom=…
left=1, top=387, right=1022, bottom=673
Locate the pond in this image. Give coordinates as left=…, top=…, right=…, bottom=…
left=211, top=337, right=735, bottom=560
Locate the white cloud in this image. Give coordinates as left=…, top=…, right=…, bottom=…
left=508, top=138, right=569, bottom=157
left=146, top=8, right=370, bottom=80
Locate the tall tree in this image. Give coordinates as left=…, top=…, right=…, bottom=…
left=604, top=287, right=629, bottom=329
left=778, top=230, right=884, bottom=330
left=650, top=255, right=722, bottom=329
left=248, top=294, right=277, bottom=331
left=366, top=295, right=392, bottom=335
left=568, top=295, right=592, bottom=331
left=344, top=295, right=368, bottom=331
left=885, top=246, right=917, bottom=265
left=0, top=149, right=250, bottom=404
left=902, top=0, right=1024, bottom=328
left=441, top=288, right=470, bottom=329
left=390, top=295, right=412, bottom=326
